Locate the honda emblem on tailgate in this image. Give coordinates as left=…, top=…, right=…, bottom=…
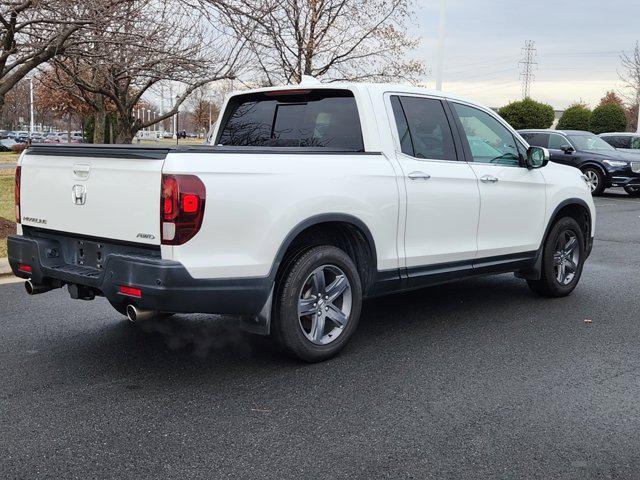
left=72, top=184, right=87, bottom=205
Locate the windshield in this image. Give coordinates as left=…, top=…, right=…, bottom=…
left=567, top=134, right=616, bottom=152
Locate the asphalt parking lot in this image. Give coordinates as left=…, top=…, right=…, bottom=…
left=1, top=190, right=640, bottom=479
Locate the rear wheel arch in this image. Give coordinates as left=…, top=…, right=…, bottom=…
left=269, top=214, right=378, bottom=295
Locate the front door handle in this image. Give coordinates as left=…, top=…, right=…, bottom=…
left=408, top=171, right=431, bottom=181
left=480, top=175, right=499, bottom=184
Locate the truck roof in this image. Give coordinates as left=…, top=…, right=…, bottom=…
left=227, top=81, right=487, bottom=110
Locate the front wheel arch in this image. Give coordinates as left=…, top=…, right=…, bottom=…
left=518, top=199, right=592, bottom=281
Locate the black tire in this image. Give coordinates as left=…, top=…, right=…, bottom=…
left=624, top=185, right=640, bottom=197
left=527, top=217, right=585, bottom=297
left=582, top=166, right=605, bottom=195
left=273, top=245, right=362, bottom=362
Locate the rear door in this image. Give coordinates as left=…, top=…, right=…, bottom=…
left=450, top=102, right=546, bottom=258
left=388, top=95, right=480, bottom=275
left=19, top=146, right=167, bottom=245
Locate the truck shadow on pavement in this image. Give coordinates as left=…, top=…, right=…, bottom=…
left=47, top=272, right=561, bottom=382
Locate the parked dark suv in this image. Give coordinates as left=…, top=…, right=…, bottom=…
left=519, top=129, right=640, bottom=196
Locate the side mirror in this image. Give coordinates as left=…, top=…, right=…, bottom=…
left=561, top=145, right=575, bottom=154
left=526, top=146, right=549, bottom=169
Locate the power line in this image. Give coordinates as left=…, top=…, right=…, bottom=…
left=519, top=40, right=537, bottom=98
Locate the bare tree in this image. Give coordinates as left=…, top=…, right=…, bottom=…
left=0, top=1, right=122, bottom=111
left=200, top=0, right=424, bottom=85
left=52, top=0, right=245, bottom=143
left=619, top=42, right=640, bottom=132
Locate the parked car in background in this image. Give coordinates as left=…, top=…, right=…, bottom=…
left=0, top=138, right=17, bottom=152
left=45, top=132, right=66, bottom=143
left=14, top=133, right=29, bottom=144
left=30, top=133, right=45, bottom=143
left=599, top=132, right=640, bottom=153
left=519, top=129, right=640, bottom=196
left=9, top=83, right=595, bottom=362
left=70, top=132, right=84, bottom=143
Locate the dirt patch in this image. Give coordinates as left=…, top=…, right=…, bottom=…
left=0, top=216, right=15, bottom=240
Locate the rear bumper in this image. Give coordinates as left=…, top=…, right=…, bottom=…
left=7, top=234, right=272, bottom=316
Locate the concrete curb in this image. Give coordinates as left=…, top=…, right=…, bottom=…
left=0, top=258, right=13, bottom=277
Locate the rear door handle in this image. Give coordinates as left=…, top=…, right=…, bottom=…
left=480, top=175, right=499, bottom=184
left=408, top=171, right=431, bottom=181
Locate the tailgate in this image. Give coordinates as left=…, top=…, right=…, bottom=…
left=19, top=145, right=170, bottom=245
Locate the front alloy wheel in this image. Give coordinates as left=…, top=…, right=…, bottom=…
left=553, top=230, right=579, bottom=286
left=526, top=216, right=585, bottom=297
left=582, top=167, right=604, bottom=195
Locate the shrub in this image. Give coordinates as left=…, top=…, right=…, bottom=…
left=590, top=103, right=627, bottom=134
left=497, top=98, right=555, bottom=130
left=11, top=143, right=26, bottom=154
left=557, top=104, right=592, bottom=131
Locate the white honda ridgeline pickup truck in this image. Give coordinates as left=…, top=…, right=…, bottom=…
left=9, top=82, right=595, bottom=362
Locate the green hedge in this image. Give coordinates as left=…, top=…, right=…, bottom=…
left=557, top=105, right=592, bottom=131
left=498, top=98, right=555, bottom=130
left=590, top=103, right=627, bottom=134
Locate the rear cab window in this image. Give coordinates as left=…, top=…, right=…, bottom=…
left=216, top=89, right=364, bottom=151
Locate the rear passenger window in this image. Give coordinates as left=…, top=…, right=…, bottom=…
left=216, top=89, right=364, bottom=151
left=390, top=96, right=457, bottom=161
left=390, top=96, right=413, bottom=155
left=520, top=132, right=549, bottom=148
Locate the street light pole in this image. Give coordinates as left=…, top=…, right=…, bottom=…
left=435, top=0, right=446, bottom=91
left=637, top=94, right=640, bottom=134
left=175, top=95, right=179, bottom=146
left=29, top=75, right=34, bottom=137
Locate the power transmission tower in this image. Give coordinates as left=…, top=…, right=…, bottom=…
left=519, top=40, right=537, bottom=98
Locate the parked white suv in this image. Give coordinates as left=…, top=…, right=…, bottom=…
left=9, top=83, right=595, bottom=361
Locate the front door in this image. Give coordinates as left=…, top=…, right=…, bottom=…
left=449, top=101, right=547, bottom=259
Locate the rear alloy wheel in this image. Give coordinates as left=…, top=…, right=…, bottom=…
left=527, top=216, right=585, bottom=297
left=623, top=185, right=640, bottom=197
left=582, top=167, right=605, bottom=195
left=274, top=245, right=362, bottom=362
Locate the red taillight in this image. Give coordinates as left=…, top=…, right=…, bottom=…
left=182, top=194, right=199, bottom=213
left=18, top=264, right=31, bottom=273
left=161, top=174, right=206, bottom=245
left=15, top=165, right=21, bottom=223
left=119, top=285, right=142, bottom=298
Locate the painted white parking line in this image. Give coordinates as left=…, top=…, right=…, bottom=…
left=0, top=276, right=22, bottom=286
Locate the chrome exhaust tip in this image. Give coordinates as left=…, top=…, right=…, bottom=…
left=126, top=304, right=157, bottom=322
left=25, top=280, right=53, bottom=295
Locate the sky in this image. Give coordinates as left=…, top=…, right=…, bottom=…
left=412, top=0, right=640, bottom=109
